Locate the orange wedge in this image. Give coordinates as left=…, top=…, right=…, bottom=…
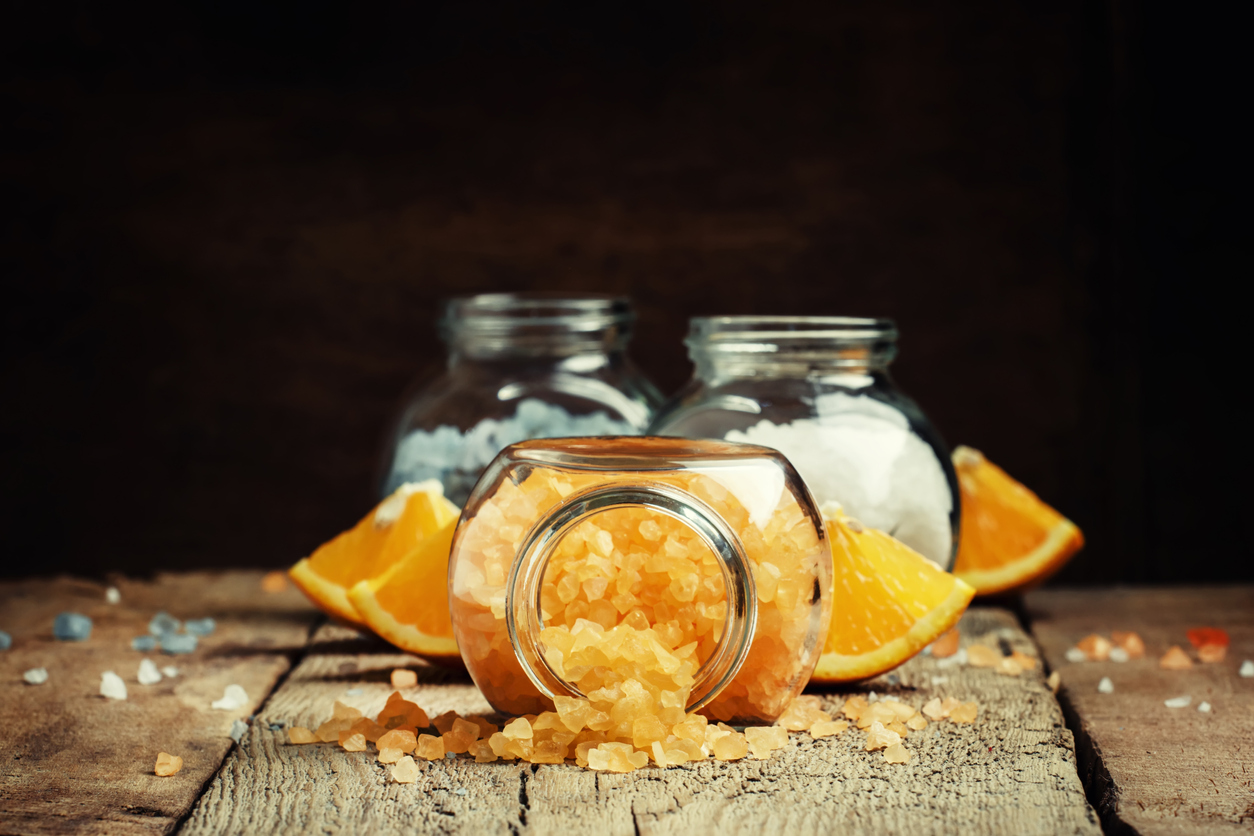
left=951, top=446, right=1084, bottom=596
left=812, top=508, right=975, bottom=684
left=348, top=518, right=461, bottom=662
left=289, top=481, right=460, bottom=625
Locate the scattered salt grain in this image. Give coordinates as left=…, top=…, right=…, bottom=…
left=260, top=571, right=289, bottom=593
left=212, top=684, right=249, bottom=711
left=184, top=618, right=216, bottom=637
left=23, top=668, right=48, bottom=685
left=149, top=611, right=181, bottom=636
left=132, top=635, right=157, bottom=651
left=229, top=719, right=249, bottom=743
left=1163, top=695, right=1191, bottom=709
left=105, top=587, right=121, bottom=604
left=1097, top=677, right=1114, bottom=694
left=1239, top=660, right=1254, bottom=678
left=391, top=669, right=418, bottom=688
left=936, top=649, right=968, bottom=669
left=1065, top=648, right=1087, bottom=663
left=100, top=671, right=128, bottom=700
left=155, top=752, right=184, bottom=776
left=0, top=630, right=10, bottom=651
left=455, top=788, right=467, bottom=796
left=53, top=612, right=92, bottom=641
left=391, top=755, right=420, bottom=783
left=160, top=634, right=198, bottom=655
left=344, top=688, right=363, bottom=696
left=162, top=666, right=179, bottom=678
left=1108, top=647, right=1130, bottom=663
left=1197, top=701, right=1211, bottom=713
left=1047, top=671, right=1061, bottom=693
left=137, top=659, right=162, bottom=685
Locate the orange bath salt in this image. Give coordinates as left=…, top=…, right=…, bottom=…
left=1077, top=634, right=1112, bottom=662
left=1009, top=650, right=1039, bottom=671
left=996, top=657, right=1024, bottom=677
left=391, top=669, right=418, bottom=688
left=885, top=720, right=909, bottom=737
left=864, top=721, right=901, bottom=751
left=442, top=718, right=481, bottom=754
left=391, top=755, right=420, bottom=783
left=967, top=645, right=1002, bottom=668
left=431, top=711, right=461, bottom=734
left=154, top=752, right=183, bottom=776
left=469, top=739, right=498, bottom=763
left=1159, top=646, right=1193, bottom=670
left=378, top=747, right=403, bottom=764
left=809, top=719, right=849, bottom=738
left=949, top=702, right=979, bottom=724
left=777, top=696, right=831, bottom=731
left=1110, top=631, right=1145, bottom=659
left=466, top=716, right=499, bottom=739
left=921, top=698, right=946, bottom=720
left=416, top=734, right=445, bottom=761
left=377, top=692, right=429, bottom=730
left=712, top=732, right=750, bottom=760
left=349, top=717, right=386, bottom=743
left=1186, top=627, right=1228, bottom=650
left=339, top=732, right=367, bottom=752
left=317, top=719, right=354, bottom=742
left=287, top=727, right=317, bottom=744
left=1198, top=644, right=1227, bottom=663
left=930, top=628, right=961, bottom=658
left=261, top=571, right=289, bottom=593
left=906, top=713, right=928, bottom=731
left=376, top=729, right=417, bottom=754
left=883, top=742, right=911, bottom=764
left=842, top=696, right=870, bottom=721
left=744, top=726, right=788, bottom=759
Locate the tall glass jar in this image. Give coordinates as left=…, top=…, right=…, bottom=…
left=381, top=294, right=663, bottom=505
left=448, top=437, right=832, bottom=724
left=648, top=317, right=959, bottom=569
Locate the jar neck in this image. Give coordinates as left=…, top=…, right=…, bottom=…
left=506, top=483, right=757, bottom=713
left=442, top=293, right=635, bottom=362
left=686, top=316, right=898, bottom=384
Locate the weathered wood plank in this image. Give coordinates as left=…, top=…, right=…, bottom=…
left=0, top=572, right=319, bottom=836
left=180, top=608, right=1099, bottom=836
left=1027, top=586, right=1254, bottom=836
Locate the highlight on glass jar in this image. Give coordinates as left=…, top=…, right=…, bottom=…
left=648, top=316, right=959, bottom=569
left=447, top=437, right=833, bottom=726
left=381, top=294, right=664, bottom=505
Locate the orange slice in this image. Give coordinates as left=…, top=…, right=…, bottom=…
left=348, top=518, right=461, bottom=662
left=289, top=481, right=459, bottom=625
left=812, top=507, right=975, bottom=683
left=951, top=446, right=1084, bottom=596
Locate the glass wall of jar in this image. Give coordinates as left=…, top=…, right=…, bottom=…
left=381, top=294, right=664, bottom=505
left=448, top=437, right=832, bottom=725
left=647, top=317, right=959, bottom=569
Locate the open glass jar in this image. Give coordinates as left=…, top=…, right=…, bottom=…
left=448, top=437, right=832, bottom=725
left=381, top=294, right=664, bottom=504
left=648, top=317, right=959, bottom=568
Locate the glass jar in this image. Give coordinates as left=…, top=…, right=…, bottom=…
left=447, top=437, right=832, bottom=725
left=381, top=294, right=664, bottom=505
left=648, top=316, right=959, bottom=569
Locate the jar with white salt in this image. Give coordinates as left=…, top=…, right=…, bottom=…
left=381, top=294, right=663, bottom=505
left=647, top=316, right=958, bottom=568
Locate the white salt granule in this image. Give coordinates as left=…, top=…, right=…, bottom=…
left=100, top=671, right=128, bottom=700
left=162, top=666, right=179, bottom=678
left=1163, top=695, right=1191, bottom=709
left=1240, top=660, right=1254, bottom=678
left=212, top=684, right=249, bottom=711
left=1197, top=701, right=1212, bottom=713
left=1108, top=647, right=1129, bottom=663
left=105, top=587, right=121, bottom=605
left=23, top=668, right=48, bottom=685
left=1065, top=648, right=1087, bottom=663
left=723, top=393, right=953, bottom=566
left=1097, top=677, right=1113, bottom=694
left=137, top=659, right=162, bottom=685
left=229, top=719, right=249, bottom=743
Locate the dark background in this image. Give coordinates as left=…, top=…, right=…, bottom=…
left=2, top=2, right=1246, bottom=583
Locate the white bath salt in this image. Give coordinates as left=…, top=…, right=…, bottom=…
left=1163, top=695, right=1191, bottom=709
left=23, top=668, right=49, bottom=685
left=1197, top=701, right=1212, bottom=713
left=1108, top=647, right=1129, bottom=663
left=1097, top=677, right=1114, bottom=694
left=1240, top=660, right=1254, bottom=678
left=1065, top=648, right=1087, bottom=664
left=936, top=649, right=968, bottom=669
left=162, top=666, right=179, bottom=678
left=100, top=671, right=128, bottom=700
left=229, top=719, right=249, bottom=743
left=137, top=659, right=162, bottom=685
left=724, top=393, right=954, bottom=566
left=212, top=684, right=249, bottom=711
left=105, top=587, right=121, bottom=605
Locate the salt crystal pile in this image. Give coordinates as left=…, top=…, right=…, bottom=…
left=105, top=587, right=121, bottom=604
left=100, top=671, right=128, bottom=700
left=24, top=668, right=48, bottom=685
left=137, top=659, right=162, bottom=685
left=53, top=612, right=92, bottom=641
left=386, top=398, right=638, bottom=501
left=184, top=618, right=216, bottom=637
left=212, top=684, right=249, bottom=711
left=0, top=630, right=11, bottom=651
left=723, top=392, right=953, bottom=565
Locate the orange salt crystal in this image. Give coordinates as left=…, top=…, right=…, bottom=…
left=377, top=693, right=429, bottom=730
left=531, top=740, right=566, bottom=764
left=1009, top=650, right=1039, bottom=671
left=469, top=739, right=498, bottom=763
left=287, top=727, right=317, bottom=744
left=883, top=742, right=910, bottom=764
left=921, top=698, right=946, bottom=721
left=391, top=669, right=418, bottom=689
left=995, top=657, right=1023, bottom=677
left=864, top=721, right=901, bottom=751
left=744, top=726, right=788, bottom=759
left=332, top=700, right=363, bottom=721
left=487, top=732, right=517, bottom=761
left=378, top=747, right=403, bottom=764
left=442, top=718, right=481, bottom=754
left=842, top=696, right=869, bottom=721
left=261, top=571, right=289, bottom=593
left=930, top=628, right=961, bottom=659
left=502, top=717, right=533, bottom=740
left=431, top=710, right=461, bottom=734
left=939, top=697, right=963, bottom=717
left=1198, top=644, right=1226, bottom=663
left=1077, top=634, right=1112, bottom=662
left=349, top=717, right=386, bottom=743
left=1159, top=646, right=1193, bottom=670
left=1110, top=631, right=1145, bottom=659
left=809, top=719, right=849, bottom=738
left=712, top=732, right=749, bottom=760
left=949, top=702, right=978, bottom=724
left=777, top=695, right=831, bottom=731
left=391, top=755, right=420, bottom=783
left=339, top=732, right=367, bottom=752
left=317, top=719, right=354, bottom=742
left=1186, top=627, right=1228, bottom=650
left=886, top=720, right=909, bottom=737
left=1047, top=671, right=1061, bottom=693
left=466, top=716, right=500, bottom=738
left=967, top=645, right=1002, bottom=668
left=376, top=729, right=417, bottom=754
left=154, top=752, right=183, bottom=776
left=416, top=734, right=445, bottom=761
left=906, top=713, right=928, bottom=731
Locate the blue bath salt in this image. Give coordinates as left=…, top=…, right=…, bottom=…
left=184, top=617, right=216, bottom=637
left=149, top=611, right=182, bottom=636
left=0, top=630, right=11, bottom=650
left=131, top=635, right=158, bottom=651
left=53, top=612, right=92, bottom=641
left=160, top=633, right=198, bottom=654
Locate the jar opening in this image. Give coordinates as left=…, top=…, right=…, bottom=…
left=686, top=315, right=898, bottom=372
left=443, top=293, right=634, bottom=356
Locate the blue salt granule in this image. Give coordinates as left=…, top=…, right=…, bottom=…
left=0, top=630, right=11, bottom=650
left=149, top=611, right=182, bottom=636
left=160, top=633, right=198, bottom=654
left=53, top=612, right=92, bottom=641
left=184, top=617, right=216, bottom=637
left=131, top=635, right=158, bottom=651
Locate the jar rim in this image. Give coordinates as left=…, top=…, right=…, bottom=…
left=687, top=316, right=898, bottom=347
left=443, top=293, right=634, bottom=334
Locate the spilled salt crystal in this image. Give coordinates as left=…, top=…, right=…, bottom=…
left=1047, top=671, right=1061, bottom=693
left=391, top=669, right=418, bottom=688
left=344, top=688, right=363, bottom=696
left=184, top=618, right=216, bottom=637
left=154, top=752, right=183, bottom=776
left=23, top=668, right=48, bottom=685
left=53, top=612, right=92, bottom=641
left=229, top=719, right=249, bottom=743
left=1163, top=695, right=1191, bottom=709
left=1240, top=660, right=1254, bottom=678
left=1065, top=648, right=1087, bottom=664
left=391, top=755, right=420, bottom=783
left=1108, top=647, right=1129, bottom=663
left=1197, top=701, right=1211, bottom=713
left=1097, top=677, right=1113, bottom=694
left=138, top=659, right=162, bottom=685
left=132, top=636, right=157, bottom=652
left=101, top=671, right=128, bottom=700
left=106, top=587, right=121, bottom=604
left=149, top=611, right=181, bottom=636
left=160, top=634, right=198, bottom=655
left=212, top=684, right=249, bottom=711
left=162, top=666, right=179, bottom=678
left=0, top=630, right=10, bottom=651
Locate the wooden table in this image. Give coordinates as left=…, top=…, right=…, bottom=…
left=1, top=574, right=1249, bottom=835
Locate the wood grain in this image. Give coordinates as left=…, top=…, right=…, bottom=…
left=0, top=573, right=320, bottom=835
left=180, top=608, right=1099, bottom=836
left=1027, top=586, right=1254, bottom=835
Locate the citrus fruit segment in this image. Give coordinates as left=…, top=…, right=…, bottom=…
left=348, top=519, right=461, bottom=661
left=289, top=481, right=459, bottom=625
left=811, top=508, right=975, bottom=684
left=951, top=446, right=1084, bottom=596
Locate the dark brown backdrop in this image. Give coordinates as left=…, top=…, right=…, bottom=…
left=2, top=2, right=1246, bottom=583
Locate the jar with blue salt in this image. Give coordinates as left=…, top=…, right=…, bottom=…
left=381, top=294, right=664, bottom=506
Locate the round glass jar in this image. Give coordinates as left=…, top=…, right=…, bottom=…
left=648, top=316, right=959, bottom=568
left=381, top=294, right=663, bottom=505
left=448, top=437, right=832, bottom=725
